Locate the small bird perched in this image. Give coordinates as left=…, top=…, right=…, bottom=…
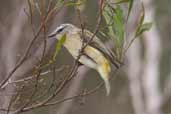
left=48, top=23, right=119, bottom=95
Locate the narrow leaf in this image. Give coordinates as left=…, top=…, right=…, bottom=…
left=135, top=2, right=145, bottom=36
left=112, top=0, right=129, bottom=4
left=135, top=22, right=152, bottom=37
left=53, top=0, right=64, bottom=10
left=103, top=4, right=125, bottom=48
left=126, top=0, right=134, bottom=21
left=139, top=2, right=145, bottom=28
left=53, top=33, right=66, bottom=61
left=113, top=5, right=125, bottom=47
left=65, top=0, right=86, bottom=7
left=100, top=31, right=109, bottom=39
left=103, top=5, right=115, bottom=38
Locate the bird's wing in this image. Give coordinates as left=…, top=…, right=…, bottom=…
left=78, top=30, right=120, bottom=68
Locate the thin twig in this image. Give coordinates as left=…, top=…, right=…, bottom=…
left=1, top=66, right=66, bottom=88
left=82, top=0, right=104, bottom=50
left=0, top=1, right=64, bottom=89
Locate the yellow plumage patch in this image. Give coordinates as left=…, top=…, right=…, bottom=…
left=103, top=58, right=111, bottom=78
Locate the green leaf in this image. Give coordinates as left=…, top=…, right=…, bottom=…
left=53, top=0, right=64, bottom=11
left=112, top=0, right=129, bottom=4
left=100, top=31, right=109, bottom=39
left=52, top=33, right=66, bottom=61
left=139, top=2, right=145, bottom=28
left=135, top=22, right=152, bottom=37
left=126, top=0, right=134, bottom=21
left=103, top=5, right=125, bottom=48
left=113, top=5, right=125, bottom=47
left=135, top=2, right=145, bottom=36
left=103, top=5, right=115, bottom=38
left=134, top=2, right=152, bottom=37
left=65, top=0, right=86, bottom=7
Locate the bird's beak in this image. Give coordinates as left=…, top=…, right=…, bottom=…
left=48, top=28, right=59, bottom=38
left=48, top=32, right=56, bottom=38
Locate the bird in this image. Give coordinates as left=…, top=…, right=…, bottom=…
left=48, top=23, right=119, bottom=95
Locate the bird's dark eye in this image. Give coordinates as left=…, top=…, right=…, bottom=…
left=48, top=25, right=66, bottom=38
left=57, top=27, right=64, bottom=33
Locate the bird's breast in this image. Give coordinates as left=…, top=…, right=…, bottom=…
left=63, top=35, right=82, bottom=58
left=62, top=34, right=111, bottom=74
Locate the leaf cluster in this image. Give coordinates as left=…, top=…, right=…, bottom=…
left=102, top=0, right=152, bottom=59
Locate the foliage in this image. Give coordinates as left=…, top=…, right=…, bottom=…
left=102, top=0, right=152, bottom=59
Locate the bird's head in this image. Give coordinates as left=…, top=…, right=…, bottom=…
left=48, top=23, right=78, bottom=39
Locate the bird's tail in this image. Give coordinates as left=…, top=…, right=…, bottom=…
left=97, top=60, right=111, bottom=96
